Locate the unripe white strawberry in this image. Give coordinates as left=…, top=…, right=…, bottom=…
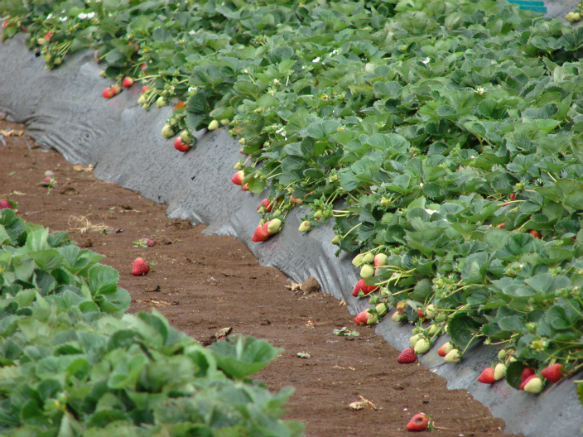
left=498, top=349, right=507, bottom=360
left=414, top=338, right=431, bottom=354
left=425, top=304, right=438, bottom=319
left=428, top=324, right=440, bottom=336
left=375, top=302, right=388, bottom=316
left=180, top=130, right=193, bottom=144
left=267, top=218, right=282, bottom=234
left=524, top=376, right=543, bottom=393
left=444, top=349, right=462, bottom=363
left=156, top=96, right=167, bottom=108
left=221, top=119, right=230, bottom=126
left=352, top=253, right=365, bottom=267
left=409, top=334, right=421, bottom=348
left=138, top=95, right=147, bottom=105
left=392, top=310, right=406, bottom=322
left=298, top=221, right=311, bottom=232
left=374, top=253, right=387, bottom=267
left=494, top=363, right=507, bottom=381
left=161, top=124, right=174, bottom=139
left=362, top=253, right=375, bottom=264
left=208, top=120, right=220, bottom=130
left=360, top=264, right=374, bottom=278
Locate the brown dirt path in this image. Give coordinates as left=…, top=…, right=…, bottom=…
left=0, top=117, right=517, bottom=437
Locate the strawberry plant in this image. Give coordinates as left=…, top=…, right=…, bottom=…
left=0, top=208, right=303, bottom=436
left=5, top=0, right=583, bottom=411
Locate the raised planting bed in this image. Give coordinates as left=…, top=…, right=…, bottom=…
left=3, top=0, right=583, bottom=435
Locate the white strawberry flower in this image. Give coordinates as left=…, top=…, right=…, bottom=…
left=78, top=13, right=88, bottom=19
left=87, top=12, right=95, bottom=19
left=47, top=13, right=54, bottom=19
left=421, top=57, right=430, bottom=64
left=59, top=16, right=68, bottom=22
left=312, top=57, right=321, bottom=63
left=475, top=87, right=485, bottom=95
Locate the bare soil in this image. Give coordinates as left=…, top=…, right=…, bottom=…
left=0, top=118, right=517, bottom=437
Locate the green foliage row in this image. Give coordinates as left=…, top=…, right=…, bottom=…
left=0, top=208, right=302, bottom=436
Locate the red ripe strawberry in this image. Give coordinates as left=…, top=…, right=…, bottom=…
left=141, top=238, right=155, bottom=247
left=521, top=367, right=535, bottom=383
left=352, top=279, right=367, bottom=297
left=354, top=310, right=369, bottom=326
left=437, top=342, right=453, bottom=357
left=290, top=195, right=303, bottom=204
left=2, top=22, right=11, bottom=30
left=406, top=413, right=429, bottom=432
left=541, top=363, right=563, bottom=383
left=102, top=87, right=114, bottom=99
left=351, top=279, right=378, bottom=297
left=174, top=101, right=186, bottom=110
left=477, top=367, right=496, bottom=384
left=141, top=63, right=147, bottom=71
left=0, top=199, right=12, bottom=209
left=258, top=198, right=272, bottom=212
left=251, top=224, right=270, bottom=242
left=397, top=347, right=417, bottom=364
left=520, top=374, right=537, bottom=390
left=529, top=230, right=541, bottom=239
left=132, top=258, right=150, bottom=276
left=417, top=308, right=425, bottom=318
left=141, top=85, right=149, bottom=94
left=122, top=77, right=134, bottom=88
left=174, top=137, right=190, bottom=152
left=45, top=31, right=53, bottom=41
left=242, top=183, right=249, bottom=191
left=231, top=170, right=244, bottom=185
left=497, top=222, right=505, bottom=229
left=510, top=193, right=516, bottom=200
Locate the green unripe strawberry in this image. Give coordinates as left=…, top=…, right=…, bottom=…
left=239, top=138, right=246, bottom=146
left=375, top=303, right=388, bottom=316
left=208, top=120, right=220, bottom=130
left=221, top=119, right=230, bottom=126
left=414, top=338, right=431, bottom=354
left=391, top=310, right=406, bottom=322
left=444, top=349, right=462, bottom=363
left=498, top=349, right=507, bottom=361
left=234, top=162, right=242, bottom=170
left=180, top=130, right=193, bottom=144
left=42, top=53, right=52, bottom=63
left=381, top=196, right=390, bottom=207
left=53, top=56, right=62, bottom=65
left=410, top=334, right=421, bottom=348
left=313, top=210, right=322, bottom=219
left=299, top=221, right=311, bottom=232
left=494, top=363, right=507, bottom=381
left=362, top=253, right=375, bottom=264
left=161, top=124, right=174, bottom=139
left=99, top=70, right=107, bottom=78
left=524, top=376, right=543, bottom=393
left=428, top=324, right=440, bottom=336
left=258, top=207, right=266, bottom=214
left=352, top=253, right=365, bottom=267
left=360, top=264, right=374, bottom=278
left=368, top=294, right=380, bottom=305
left=267, top=218, right=282, bottom=234
left=331, top=235, right=340, bottom=245
left=273, top=209, right=282, bottom=216
left=156, top=97, right=167, bottom=108
left=366, top=313, right=378, bottom=325
left=138, top=95, right=147, bottom=105
left=425, top=304, right=438, bottom=319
